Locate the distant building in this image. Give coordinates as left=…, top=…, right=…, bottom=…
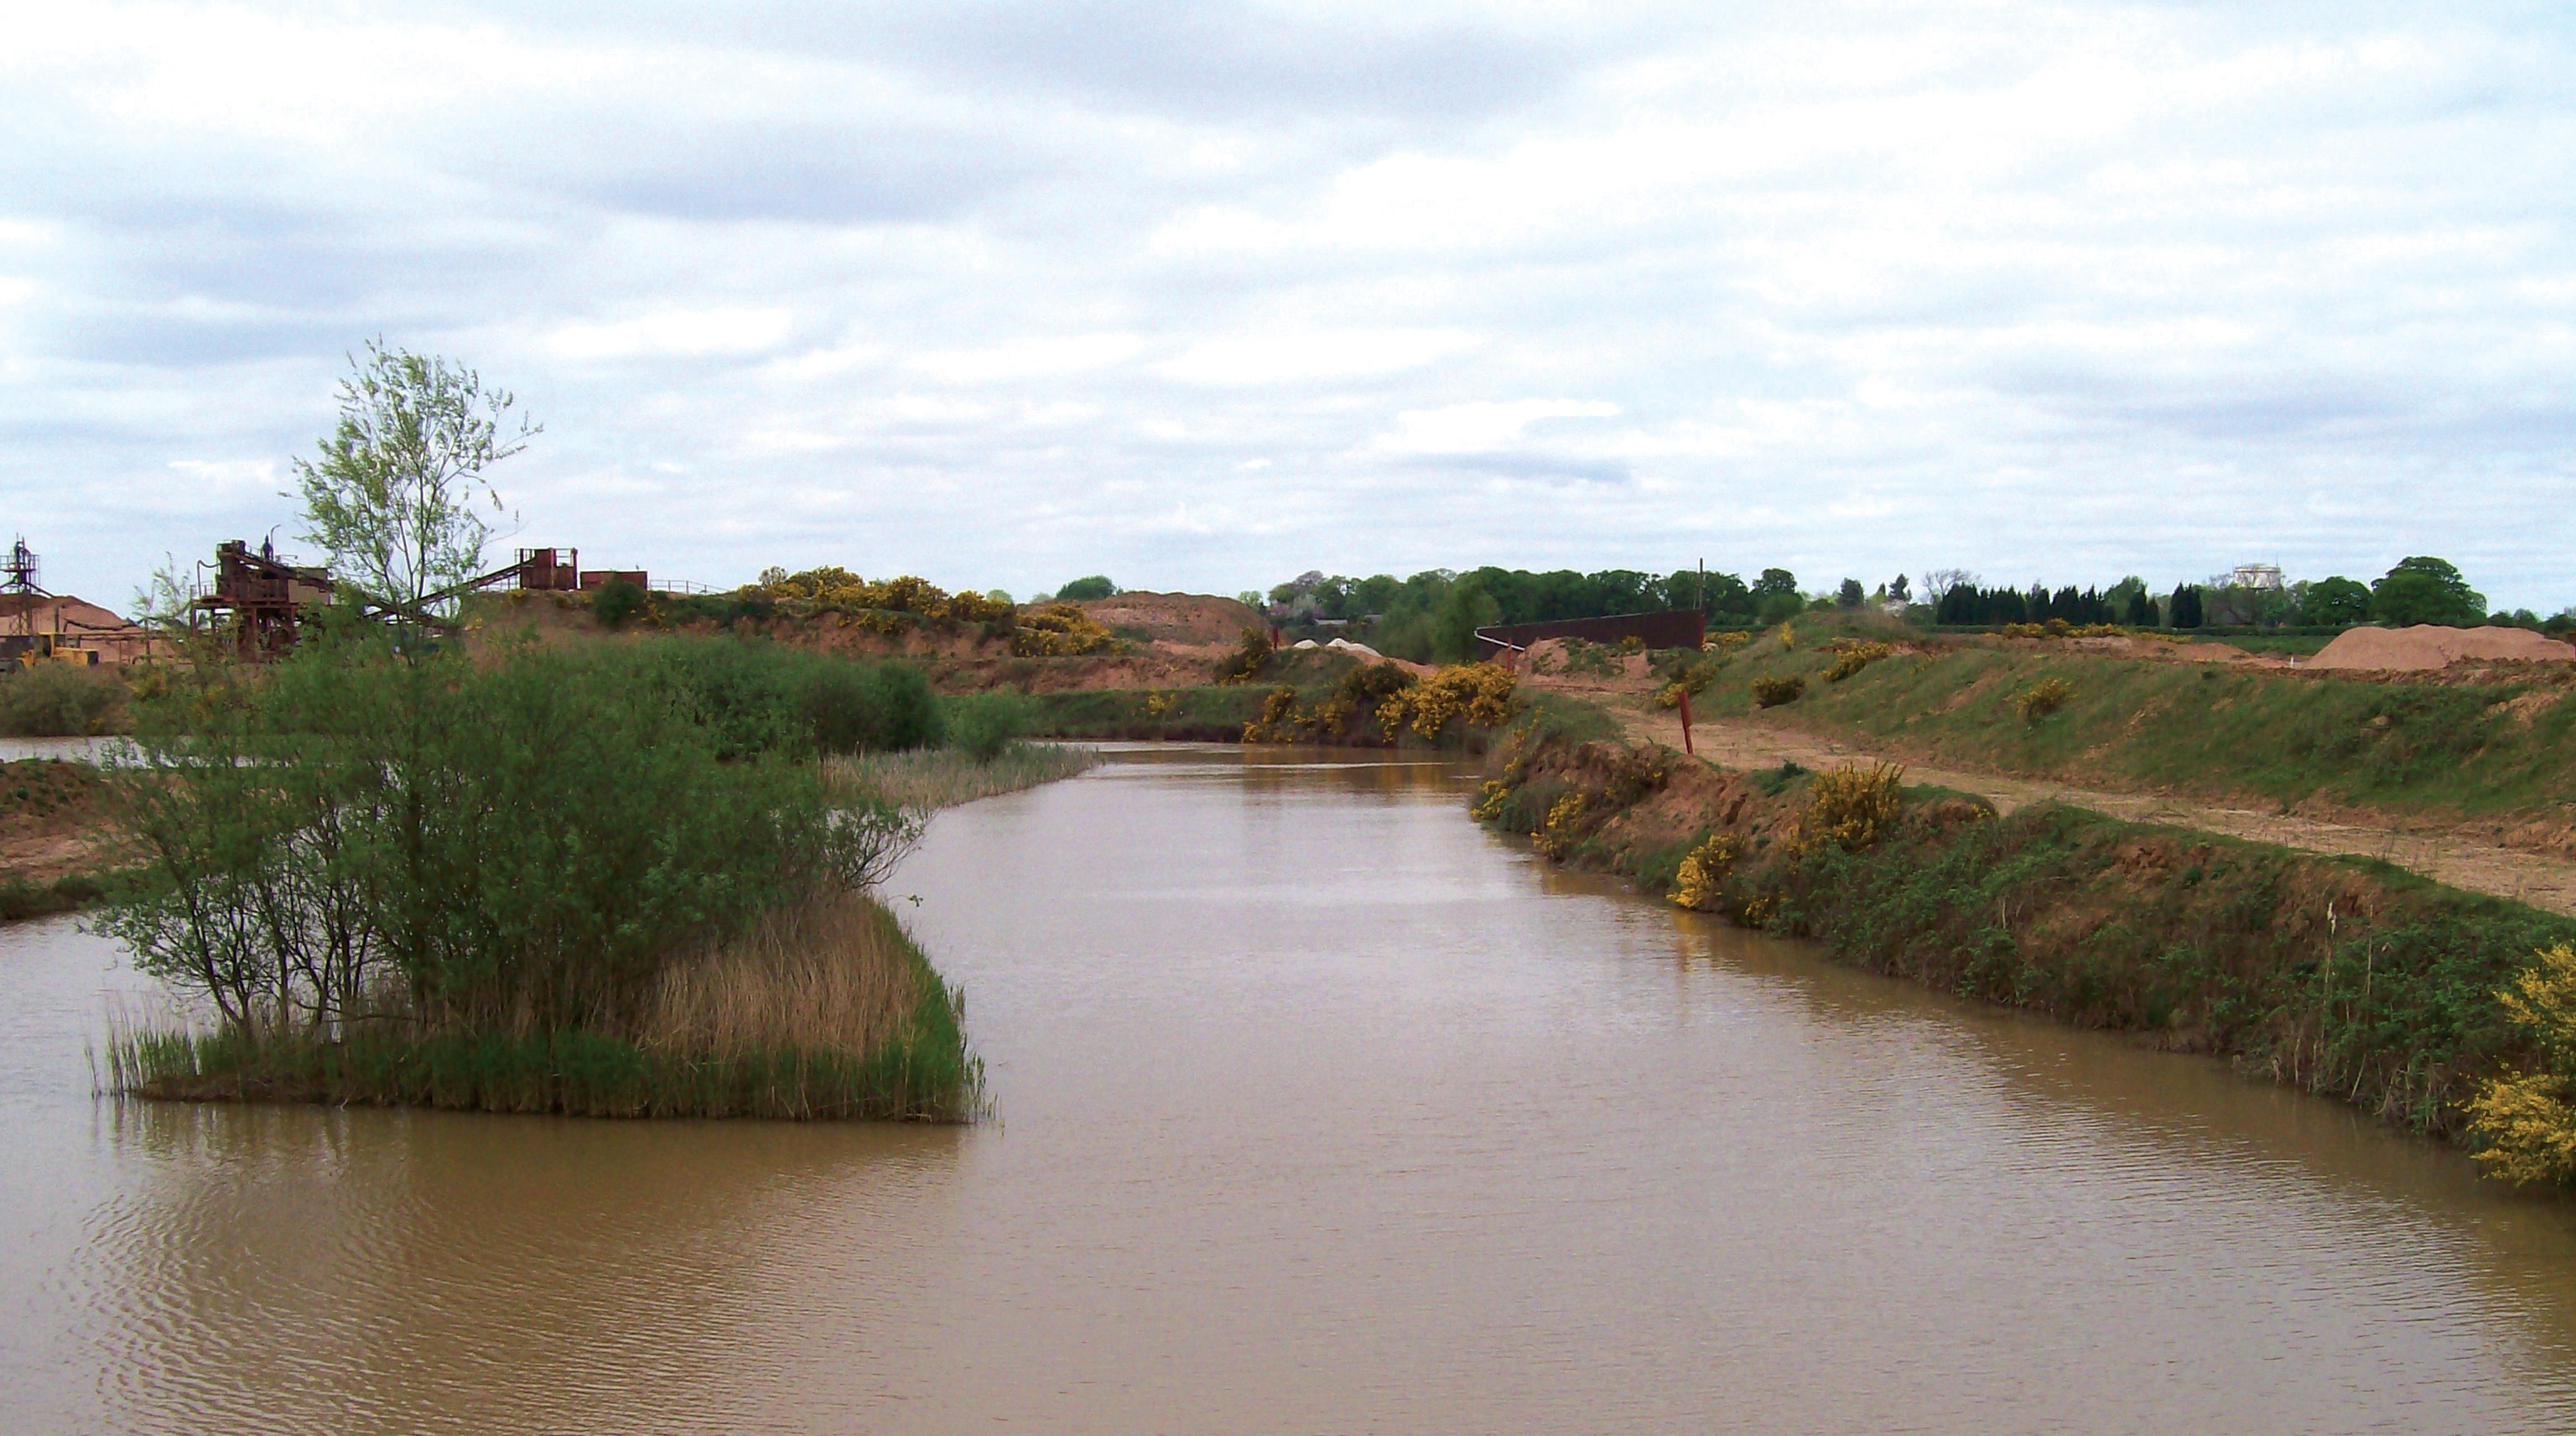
left=2229, top=565, right=2284, bottom=591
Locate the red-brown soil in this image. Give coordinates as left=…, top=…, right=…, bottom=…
left=2306, top=624, right=2576, bottom=672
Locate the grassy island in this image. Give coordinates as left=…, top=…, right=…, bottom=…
left=103, top=626, right=1086, bottom=1121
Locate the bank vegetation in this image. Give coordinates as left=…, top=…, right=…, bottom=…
left=1476, top=725, right=2576, bottom=1185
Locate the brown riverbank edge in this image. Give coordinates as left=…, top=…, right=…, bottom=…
left=1479, top=730, right=2576, bottom=1147
left=0, top=757, right=119, bottom=924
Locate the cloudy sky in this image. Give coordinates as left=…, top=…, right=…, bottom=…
left=4, top=0, right=2572, bottom=609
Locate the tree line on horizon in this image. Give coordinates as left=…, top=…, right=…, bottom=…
left=1260, top=555, right=2566, bottom=663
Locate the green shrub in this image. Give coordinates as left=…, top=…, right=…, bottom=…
left=804, top=658, right=943, bottom=755
left=2013, top=676, right=2075, bottom=721
left=102, top=629, right=916, bottom=1040
left=1751, top=674, right=1805, bottom=708
left=590, top=575, right=648, bottom=628
left=945, top=690, right=1036, bottom=761
left=1213, top=627, right=1275, bottom=684
left=0, top=664, right=126, bottom=735
left=643, top=636, right=941, bottom=757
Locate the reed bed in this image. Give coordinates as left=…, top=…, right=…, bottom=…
left=104, top=890, right=979, bottom=1121
left=827, top=741, right=1097, bottom=810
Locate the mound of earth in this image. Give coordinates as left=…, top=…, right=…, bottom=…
left=2305, top=625, right=2576, bottom=672
left=1071, top=591, right=1265, bottom=648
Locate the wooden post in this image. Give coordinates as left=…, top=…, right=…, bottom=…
left=1678, top=687, right=1695, bottom=755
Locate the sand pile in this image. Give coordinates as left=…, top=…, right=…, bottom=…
left=2306, top=625, right=2576, bottom=672
left=1072, top=592, right=1265, bottom=647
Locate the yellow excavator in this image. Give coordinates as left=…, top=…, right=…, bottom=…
left=4, top=635, right=98, bottom=670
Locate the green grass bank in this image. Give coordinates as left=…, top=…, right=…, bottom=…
left=1683, top=614, right=2576, bottom=842
left=1481, top=730, right=2576, bottom=1149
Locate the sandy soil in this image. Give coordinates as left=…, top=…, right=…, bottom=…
left=1074, top=591, right=1265, bottom=647
left=2305, top=624, right=2576, bottom=672
left=0, top=761, right=117, bottom=885
left=1612, top=694, right=2576, bottom=917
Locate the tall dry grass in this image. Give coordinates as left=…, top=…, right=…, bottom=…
left=641, top=889, right=919, bottom=1059
left=826, top=741, right=1096, bottom=810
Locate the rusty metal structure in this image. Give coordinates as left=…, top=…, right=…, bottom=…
left=515, top=547, right=582, bottom=591
left=3, top=537, right=36, bottom=599
left=184, top=538, right=653, bottom=661
left=193, top=538, right=337, bottom=659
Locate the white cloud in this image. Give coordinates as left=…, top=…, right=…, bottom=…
left=1158, top=329, right=1479, bottom=386
left=905, top=334, right=1143, bottom=383
left=1, top=1, right=2573, bottom=607
left=1371, top=400, right=1621, bottom=455
left=549, top=308, right=797, bottom=361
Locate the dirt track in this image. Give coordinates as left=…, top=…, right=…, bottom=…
left=1610, top=695, right=2576, bottom=918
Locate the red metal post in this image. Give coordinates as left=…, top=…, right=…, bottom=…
left=1678, top=688, right=1695, bottom=756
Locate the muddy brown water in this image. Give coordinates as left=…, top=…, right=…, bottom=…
left=8, top=745, right=2576, bottom=1433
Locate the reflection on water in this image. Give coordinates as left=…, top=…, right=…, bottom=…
left=6, top=744, right=2576, bottom=1432
left=0, top=735, right=130, bottom=764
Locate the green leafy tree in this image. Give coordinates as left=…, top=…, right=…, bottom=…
left=2168, top=584, right=2203, bottom=629
left=2298, top=575, right=2371, bottom=626
left=1836, top=578, right=1864, bottom=609
left=1430, top=580, right=1502, bottom=663
left=2371, top=557, right=2485, bottom=627
left=1056, top=575, right=1119, bottom=601
left=293, top=341, right=537, bottom=631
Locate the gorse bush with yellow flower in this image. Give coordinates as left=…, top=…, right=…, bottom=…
left=1794, top=762, right=1905, bottom=853
left=753, top=566, right=1017, bottom=623
left=1750, top=674, right=1805, bottom=708
left=2468, top=944, right=2576, bottom=1186
left=1669, top=833, right=1745, bottom=911
left=1013, top=604, right=1121, bottom=657
left=1999, top=619, right=2128, bottom=640
left=1374, top=663, right=1517, bottom=741
left=2012, top=676, right=2075, bottom=722
left=1821, top=640, right=1893, bottom=683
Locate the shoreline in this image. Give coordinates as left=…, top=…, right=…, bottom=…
left=1475, top=728, right=2576, bottom=1158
